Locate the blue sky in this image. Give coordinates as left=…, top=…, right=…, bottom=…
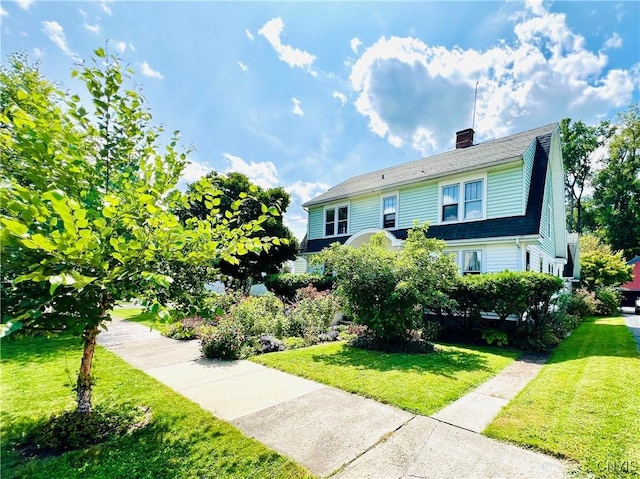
left=2, top=0, right=639, bottom=240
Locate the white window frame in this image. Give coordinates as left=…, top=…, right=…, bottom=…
left=445, top=249, right=484, bottom=275
left=380, top=192, right=399, bottom=230
left=462, top=250, right=483, bottom=275
left=324, top=203, right=349, bottom=238
left=438, top=174, right=487, bottom=224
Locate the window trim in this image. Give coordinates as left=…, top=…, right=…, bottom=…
left=380, top=192, right=399, bottom=230
left=438, top=173, right=487, bottom=224
left=445, top=248, right=484, bottom=275
left=323, top=203, right=349, bottom=238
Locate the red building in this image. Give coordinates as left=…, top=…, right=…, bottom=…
left=621, top=256, right=640, bottom=306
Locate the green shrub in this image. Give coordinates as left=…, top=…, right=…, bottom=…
left=422, top=321, right=444, bottom=341
left=230, top=294, right=286, bottom=337
left=163, top=315, right=209, bottom=340
left=557, top=289, right=598, bottom=317
left=199, top=317, right=246, bottom=359
left=594, top=286, right=621, bottom=316
left=316, top=225, right=458, bottom=342
left=264, top=273, right=334, bottom=300
left=285, top=287, right=342, bottom=338
left=282, top=336, right=313, bottom=350
left=23, top=403, right=149, bottom=454
left=201, top=291, right=243, bottom=318
left=482, top=329, right=509, bottom=347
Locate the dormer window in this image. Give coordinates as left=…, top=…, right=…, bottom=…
left=325, top=205, right=348, bottom=236
left=440, top=177, right=485, bottom=222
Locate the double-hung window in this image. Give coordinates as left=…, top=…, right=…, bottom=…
left=441, top=185, right=459, bottom=221
left=441, top=178, right=484, bottom=222
left=325, top=205, right=348, bottom=236
left=382, top=195, right=397, bottom=229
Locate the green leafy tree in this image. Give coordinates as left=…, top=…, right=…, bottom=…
left=314, top=224, right=458, bottom=341
left=559, top=118, right=609, bottom=233
left=579, top=234, right=632, bottom=290
left=0, top=51, right=276, bottom=414
left=180, top=172, right=298, bottom=286
left=592, top=104, right=640, bottom=259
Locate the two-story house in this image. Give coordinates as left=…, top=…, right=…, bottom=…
left=296, top=123, right=578, bottom=280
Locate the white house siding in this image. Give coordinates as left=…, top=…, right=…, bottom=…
left=398, top=182, right=438, bottom=228
left=350, top=195, right=380, bottom=232
left=485, top=243, right=520, bottom=272
left=539, top=164, right=557, bottom=259
left=486, top=166, right=523, bottom=218
left=308, top=207, right=324, bottom=239
left=521, top=140, right=536, bottom=212
left=293, top=256, right=308, bottom=274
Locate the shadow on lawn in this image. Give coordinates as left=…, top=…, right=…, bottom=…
left=308, top=344, right=514, bottom=379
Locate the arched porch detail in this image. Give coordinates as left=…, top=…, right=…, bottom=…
left=344, top=228, right=403, bottom=249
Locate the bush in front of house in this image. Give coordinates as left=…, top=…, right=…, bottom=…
left=264, top=273, right=335, bottom=300
left=556, top=289, right=598, bottom=318
left=284, top=286, right=342, bottom=339
left=594, top=286, right=621, bottom=316
left=315, top=224, right=458, bottom=345
left=230, top=293, right=286, bottom=337
left=163, top=315, right=210, bottom=340
left=199, top=316, right=245, bottom=360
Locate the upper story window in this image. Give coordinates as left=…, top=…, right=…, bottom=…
left=325, top=205, right=348, bottom=236
left=441, top=178, right=484, bottom=222
left=382, top=195, right=397, bottom=229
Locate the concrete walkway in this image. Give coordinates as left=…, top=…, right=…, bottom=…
left=99, top=316, right=568, bottom=478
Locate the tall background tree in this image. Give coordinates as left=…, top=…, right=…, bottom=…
left=179, top=171, right=298, bottom=287
left=0, top=51, right=277, bottom=414
left=559, top=118, right=607, bottom=233
left=592, top=104, right=640, bottom=259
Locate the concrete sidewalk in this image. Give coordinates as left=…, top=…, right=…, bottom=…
left=99, top=316, right=568, bottom=478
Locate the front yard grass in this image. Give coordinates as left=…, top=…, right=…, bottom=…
left=484, top=316, right=640, bottom=479
left=112, top=306, right=166, bottom=331
left=250, top=341, right=519, bottom=416
left=1, top=334, right=312, bottom=479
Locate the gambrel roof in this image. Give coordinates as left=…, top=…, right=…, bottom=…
left=303, top=123, right=558, bottom=208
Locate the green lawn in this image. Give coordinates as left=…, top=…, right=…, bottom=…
left=485, top=316, right=640, bottom=479
left=1, top=334, right=312, bottom=479
left=112, top=307, right=165, bottom=331
left=251, top=341, right=519, bottom=416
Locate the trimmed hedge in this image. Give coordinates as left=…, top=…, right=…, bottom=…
left=264, top=273, right=334, bottom=300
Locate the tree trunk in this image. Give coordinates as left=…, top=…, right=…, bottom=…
left=76, top=323, right=101, bottom=414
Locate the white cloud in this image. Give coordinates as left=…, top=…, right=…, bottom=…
left=286, top=181, right=330, bottom=205
left=237, top=60, right=248, bottom=72
left=140, top=61, right=164, bottom=79
left=348, top=2, right=637, bottom=154
left=222, top=153, right=279, bottom=189
left=245, top=29, right=254, bottom=41
left=128, top=43, right=136, bottom=51
left=603, top=32, right=623, bottom=50
left=181, top=160, right=212, bottom=183
left=333, top=91, right=347, bottom=107
left=350, top=37, right=362, bottom=54
left=100, top=0, right=113, bottom=15
left=85, top=23, right=101, bottom=34
left=1, top=6, right=8, bottom=16
left=258, top=17, right=317, bottom=74
left=42, top=21, right=77, bottom=58
left=16, top=0, right=33, bottom=11
left=114, top=41, right=127, bottom=54
left=32, top=47, right=43, bottom=58
left=291, top=97, right=304, bottom=117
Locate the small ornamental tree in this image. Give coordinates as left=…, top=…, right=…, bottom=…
left=0, top=51, right=278, bottom=414
left=315, top=224, right=458, bottom=342
left=579, top=234, right=632, bottom=290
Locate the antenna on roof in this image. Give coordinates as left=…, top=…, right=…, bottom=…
left=472, top=81, right=479, bottom=130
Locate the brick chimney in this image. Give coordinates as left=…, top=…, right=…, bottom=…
left=455, top=128, right=474, bottom=149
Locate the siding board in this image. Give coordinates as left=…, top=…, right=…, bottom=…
left=398, top=183, right=437, bottom=228
left=487, top=166, right=523, bottom=218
